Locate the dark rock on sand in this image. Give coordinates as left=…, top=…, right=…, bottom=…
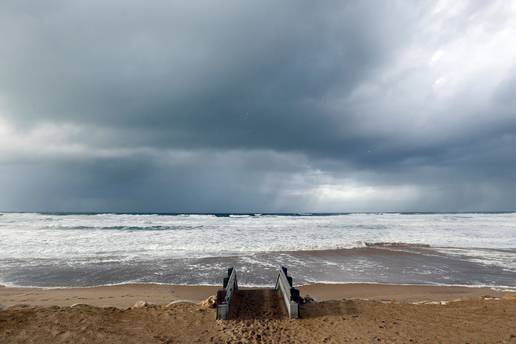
left=302, top=295, right=316, bottom=304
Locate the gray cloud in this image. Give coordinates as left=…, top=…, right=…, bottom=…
left=0, top=0, right=515, bottom=212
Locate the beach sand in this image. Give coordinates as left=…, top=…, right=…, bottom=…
left=1, top=283, right=515, bottom=343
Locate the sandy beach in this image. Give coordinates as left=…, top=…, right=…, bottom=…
left=1, top=283, right=515, bottom=343
left=2, top=0, right=516, bottom=340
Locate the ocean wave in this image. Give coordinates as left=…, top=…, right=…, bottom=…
left=1, top=212, right=515, bottom=270
left=40, top=225, right=203, bottom=231
left=365, top=242, right=431, bottom=248
left=295, top=280, right=516, bottom=291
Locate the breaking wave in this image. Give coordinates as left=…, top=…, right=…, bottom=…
left=364, top=242, right=431, bottom=248
left=0, top=212, right=515, bottom=287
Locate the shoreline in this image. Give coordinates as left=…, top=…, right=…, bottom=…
left=1, top=282, right=515, bottom=308
left=3, top=280, right=515, bottom=289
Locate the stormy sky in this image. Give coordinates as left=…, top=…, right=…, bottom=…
left=0, top=0, right=515, bottom=212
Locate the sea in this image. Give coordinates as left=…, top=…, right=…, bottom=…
left=0, top=212, right=515, bottom=290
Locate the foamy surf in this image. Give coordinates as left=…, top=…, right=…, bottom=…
left=0, top=212, right=515, bottom=288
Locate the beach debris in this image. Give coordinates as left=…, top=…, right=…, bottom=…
left=8, top=303, right=31, bottom=309
left=482, top=296, right=500, bottom=301
left=167, top=300, right=197, bottom=306
left=502, top=293, right=516, bottom=301
left=411, top=300, right=449, bottom=305
left=70, top=303, right=90, bottom=308
left=132, top=300, right=149, bottom=308
left=200, top=295, right=217, bottom=308
left=301, top=295, right=316, bottom=304
left=0, top=304, right=6, bottom=310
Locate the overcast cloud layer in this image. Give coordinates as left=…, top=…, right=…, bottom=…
left=1, top=0, right=515, bottom=212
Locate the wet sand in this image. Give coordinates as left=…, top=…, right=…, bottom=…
left=0, top=284, right=219, bottom=308
left=1, top=284, right=516, bottom=343
left=299, top=283, right=513, bottom=302
left=0, top=283, right=511, bottom=307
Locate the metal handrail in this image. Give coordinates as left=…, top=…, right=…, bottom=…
left=216, top=267, right=238, bottom=320
left=275, top=266, right=300, bottom=318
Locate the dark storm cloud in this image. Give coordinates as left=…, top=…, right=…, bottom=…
left=0, top=1, right=416, bottom=152
left=0, top=151, right=311, bottom=212
left=0, top=0, right=515, bottom=212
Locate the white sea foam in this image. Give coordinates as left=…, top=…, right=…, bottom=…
left=0, top=212, right=515, bottom=272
